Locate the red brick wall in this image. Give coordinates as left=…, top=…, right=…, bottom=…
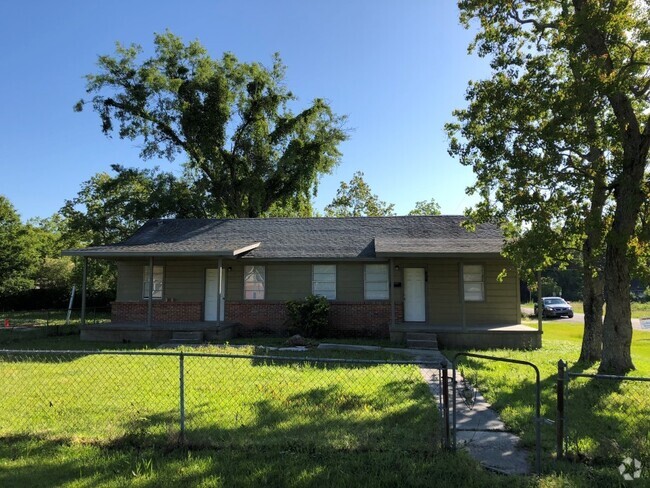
left=226, top=300, right=402, bottom=338
left=111, top=301, right=202, bottom=323
left=111, top=300, right=402, bottom=338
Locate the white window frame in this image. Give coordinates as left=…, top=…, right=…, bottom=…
left=312, top=264, right=336, bottom=300
left=244, top=265, right=265, bottom=300
left=364, top=264, right=389, bottom=300
left=463, top=264, right=485, bottom=302
left=143, top=265, right=164, bottom=299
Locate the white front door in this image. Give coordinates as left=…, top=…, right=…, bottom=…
left=205, top=268, right=225, bottom=321
left=404, top=268, right=426, bottom=322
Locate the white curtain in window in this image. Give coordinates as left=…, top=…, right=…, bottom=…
left=244, top=265, right=265, bottom=300
left=313, top=264, right=336, bottom=300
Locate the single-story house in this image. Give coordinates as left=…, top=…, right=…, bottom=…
left=63, top=216, right=540, bottom=349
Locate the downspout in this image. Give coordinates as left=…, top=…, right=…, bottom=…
left=147, top=257, right=154, bottom=327
left=459, top=261, right=466, bottom=331
left=80, top=257, right=88, bottom=326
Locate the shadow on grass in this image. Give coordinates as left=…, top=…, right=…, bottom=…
left=454, top=355, right=650, bottom=467
left=0, top=434, right=532, bottom=488
left=564, top=373, right=650, bottom=464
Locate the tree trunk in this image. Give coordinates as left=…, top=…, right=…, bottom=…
left=579, top=170, right=606, bottom=363
left=599, top=157, right=645, bottom=373
left=600, top=241, right=635, bottom=373
left=579, top=266, right=603, bottom=362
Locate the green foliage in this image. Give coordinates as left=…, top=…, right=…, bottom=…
left=449, top=0, right=650, bottom=372
left=24, top=214, right=75, bottom=291
left=0, top=196, right=35, bottom=297
left=61, top=164, right=209, bottom=247
left=77, top=31, right=347, bottom=218
left=408, top=198, right=441, bottom=216
left=286, top=294, right=330, bottom=338
left=324, top=171, right=395, bottom=217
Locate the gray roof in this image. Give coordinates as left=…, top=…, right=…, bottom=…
left=62, top=216, right=505, bottom=259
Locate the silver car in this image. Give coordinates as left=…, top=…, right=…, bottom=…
left=534, top=297, right=574, bottom=318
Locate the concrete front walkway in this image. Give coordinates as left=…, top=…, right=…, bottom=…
left=420, top=362, right=530, bottom=475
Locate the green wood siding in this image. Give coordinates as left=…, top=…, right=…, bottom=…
left=114, top=257, right=520, bottom=326
left=164, top=261, right=206, bottom=302
left=226, top=264, right=244, bottom=301
left=116, top=261, right=146, bottom=301
left=336, top=263, right=363, bottom=301
left=427, top=261, right=462, bottom=326
left=266, top=263, right=311, bottom=300
left=464, top=259, right=519, bottom=325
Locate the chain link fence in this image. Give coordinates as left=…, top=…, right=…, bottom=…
left=563, top=370, right=650, bottom=465
left=0, top=350, right=444, bottom=453
left=0, top=308, right=111, bottom=337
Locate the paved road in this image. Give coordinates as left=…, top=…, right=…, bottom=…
left=522, top=307, right=644, bottom=330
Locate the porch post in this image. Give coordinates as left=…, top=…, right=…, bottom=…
left=217, top=257, right=223, bottom=327
left=147, top=257, right=154, bottom=326
left=80, top=257, right=88, bottom=325
left=537, top=270, right=543, bottom=333
left=389, top=258, right=395, bottom=326
left=459, top=261, right=466, bottom=331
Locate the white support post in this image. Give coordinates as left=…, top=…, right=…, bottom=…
left=81, top=258, right=88, bottom=326
left=459, top=261, right=466, bottom=331
left=147, top=257, right=154, bottom=326
left=217, top=258, right=223, bottom=327
left=537, top=271, right=543, bottom=333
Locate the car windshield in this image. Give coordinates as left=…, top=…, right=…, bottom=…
left=544, top=298, right=567, bottom=305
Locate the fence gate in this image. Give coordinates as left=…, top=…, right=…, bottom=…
left=558, top=360, right=650, bottom=472
left=448, top=352, right=543, bottom=475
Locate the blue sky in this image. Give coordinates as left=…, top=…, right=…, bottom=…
left=0, top=0, right=490, bottom=221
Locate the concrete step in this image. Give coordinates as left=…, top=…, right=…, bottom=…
left=171, top=331, right=204, bottom=343
left=406, top=332, right=438, bottom=342
left=406, top=339, right=439, bottom=350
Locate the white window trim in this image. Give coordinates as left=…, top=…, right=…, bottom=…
left=312, top=264, right=336, bottom=300
left=463, top=264, right=485, bottom=302
left=244, top=265, right=265, bottom=300
left=364, top=264, right=389, bottom=300
left=143, top=265, right=164, bottom=299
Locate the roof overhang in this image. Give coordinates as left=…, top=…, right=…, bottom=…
left=62, top=242, right=262, bottom=258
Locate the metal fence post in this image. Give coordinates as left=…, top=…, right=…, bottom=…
left=179, top=351, right=185, bottom=442
left=556, top=359, right=566, bottom=460
left=441, top=360, right=451, bottom=450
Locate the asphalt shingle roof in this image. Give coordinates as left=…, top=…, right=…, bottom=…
left=63, top=216, right=505, bottom=259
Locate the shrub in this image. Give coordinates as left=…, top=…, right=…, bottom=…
left=286, top=295, right=330, bottom=338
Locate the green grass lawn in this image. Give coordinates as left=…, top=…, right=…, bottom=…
left=451, top=323, right=650, bottom=484
left=2, top=330, right=649, bottom=486
left=0, top=309, right=112, bottom=327
left=0, top=338, right=528, bottom=488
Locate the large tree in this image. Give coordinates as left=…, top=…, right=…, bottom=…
left=324, top=171, right=395, bottom=217
left=76, top=31, right=347, bottom=218
left=450, top=0, right=650, bottom=373
left=0, top=196, right=35, bottom=298
left=408, top=198, right=442, bottom=216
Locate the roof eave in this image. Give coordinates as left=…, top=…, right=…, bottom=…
left=61, top=242, right=261, bottom=258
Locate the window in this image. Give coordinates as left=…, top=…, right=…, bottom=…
left=244, top=265, right=265, bottom=300
left=463, top=264, right=484, bottom=301
left=312, top=264, right=336, bottom=300
left=365, top=264, right=389, bottom=300
left=143, top=265, right=164, bottom=299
